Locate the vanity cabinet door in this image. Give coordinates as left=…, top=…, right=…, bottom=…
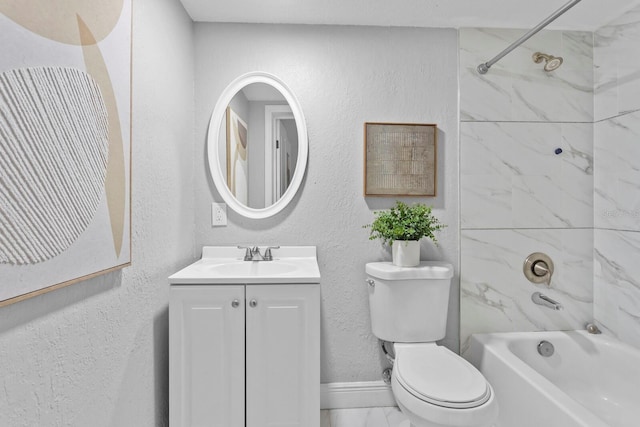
left=169, top=285, right=245, bottom=427
left=245, top=284, right=320, bottom=427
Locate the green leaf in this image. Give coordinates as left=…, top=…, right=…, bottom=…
left=363, top=201, right=446, bottom=246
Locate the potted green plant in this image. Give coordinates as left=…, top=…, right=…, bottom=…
left=364, top=201, right=445, bottom=267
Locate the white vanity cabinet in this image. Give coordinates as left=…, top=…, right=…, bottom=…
left=169, top=282, right=320, bottom=427
left=169, top=285, right=245, bottom=427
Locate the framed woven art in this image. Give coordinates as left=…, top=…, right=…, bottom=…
left=364, top=123, right=437, bottom=197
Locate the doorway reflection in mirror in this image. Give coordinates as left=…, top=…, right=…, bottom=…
left=222, top=83, right=299, bottom=209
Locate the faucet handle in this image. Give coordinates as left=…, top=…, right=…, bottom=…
left=532, top=260, right=550, bottom=277
left=524, top=252, right=554, bottom=287
left=237, top=245, right=253, bottom=261
left=263, top=246, right=280, bottom=261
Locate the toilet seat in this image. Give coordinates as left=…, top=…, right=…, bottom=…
left=394, top=343, right=491, bottom=409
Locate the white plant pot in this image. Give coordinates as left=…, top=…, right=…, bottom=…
left=392, top=240, right=420, bottom=267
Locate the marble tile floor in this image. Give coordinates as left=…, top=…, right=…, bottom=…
left=321, top=407, right=411, bottom=427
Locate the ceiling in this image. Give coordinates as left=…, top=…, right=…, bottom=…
left=180, top=0, right=640, bottom=31
left=241, top=83, right=284, bottom=102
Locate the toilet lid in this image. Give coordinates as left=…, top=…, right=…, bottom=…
left=395, top=345, right=491, bottom=409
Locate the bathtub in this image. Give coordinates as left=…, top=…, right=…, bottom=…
left=465, top=331, right=640, bottom=427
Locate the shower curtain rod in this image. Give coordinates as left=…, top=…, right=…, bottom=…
left=477, top=0, right=583, bottom=74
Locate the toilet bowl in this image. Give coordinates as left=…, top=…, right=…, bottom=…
left=391, top=343, right=497, bottom=427
left=365, top=262, right=498, bottom=427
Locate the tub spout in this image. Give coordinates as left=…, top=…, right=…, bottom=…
left=532, top=292, right=563, bottom=310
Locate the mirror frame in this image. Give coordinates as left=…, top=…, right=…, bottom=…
left=207, top=72, right=308, bottom=219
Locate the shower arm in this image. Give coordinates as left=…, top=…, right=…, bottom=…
left=477, top=0, right=582, bottom=74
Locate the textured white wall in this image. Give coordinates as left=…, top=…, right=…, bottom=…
left=0, top=0, right=195, bottom=425
left=193, top=23, right=459, bottom=383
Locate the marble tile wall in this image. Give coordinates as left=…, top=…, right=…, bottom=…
left=459, top=28, right=594, bottom=350
left=594, top=230, right=640, bottom=346
left=593, top=7, right=640, bottom=348
left=594, top=7, right=640, bottom=122
left=594, top=111, right=640, bottom=231
left=461, top=122, right=593, bottom=229
left=460, top=29, right=593, bottom=122
left=462, top=229, right=593, bottom=338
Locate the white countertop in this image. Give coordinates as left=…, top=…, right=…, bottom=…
left=169, top=246, right=321, bottom=284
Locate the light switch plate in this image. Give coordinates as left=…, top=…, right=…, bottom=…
left=211, top=202, right=227, bottom=226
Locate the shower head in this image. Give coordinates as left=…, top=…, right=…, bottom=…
left=532, top=52, right=563, bottom=72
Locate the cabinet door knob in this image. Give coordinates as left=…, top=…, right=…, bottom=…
left=249, top=299, right=258, bottom=308
left=231, top=299, right=240, bottom=308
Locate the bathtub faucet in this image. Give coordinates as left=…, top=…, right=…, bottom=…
left=531, top=292, right=563, bottom=311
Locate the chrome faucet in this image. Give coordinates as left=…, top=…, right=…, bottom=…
left=531, top=292, right=563, bottom=311
left=237, top=245, right=280, bottom=261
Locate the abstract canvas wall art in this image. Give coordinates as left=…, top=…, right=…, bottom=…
left=0, top=0, right=132, bottom=305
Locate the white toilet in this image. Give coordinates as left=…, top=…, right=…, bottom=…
left=366, top=262, right=498, bottom=427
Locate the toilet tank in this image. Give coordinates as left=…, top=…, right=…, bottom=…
left=366, top=262, right=454, bottom=343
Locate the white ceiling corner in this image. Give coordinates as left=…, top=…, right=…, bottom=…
left=179, top=0, right=640, bottom=31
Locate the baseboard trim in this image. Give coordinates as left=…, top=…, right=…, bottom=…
left=320, top=381, right=396, bottom=409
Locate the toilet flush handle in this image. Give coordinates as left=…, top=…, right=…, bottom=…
left=366, top=279, right=375, bottom=288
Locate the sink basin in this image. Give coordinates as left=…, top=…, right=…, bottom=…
left=205, top=260, right=299, bottom=276
left=168, top=246, right=321, bottom=284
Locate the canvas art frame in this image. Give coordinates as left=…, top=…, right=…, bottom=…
left=364, top=122, right=437, bottom=197
left=0, top=0, right=133, bottom=306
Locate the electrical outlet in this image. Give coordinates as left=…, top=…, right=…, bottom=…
left=212, top=202, right=227, bottom=226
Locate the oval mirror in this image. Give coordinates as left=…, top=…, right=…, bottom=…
left=207, top=72, right=308, bottom=219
